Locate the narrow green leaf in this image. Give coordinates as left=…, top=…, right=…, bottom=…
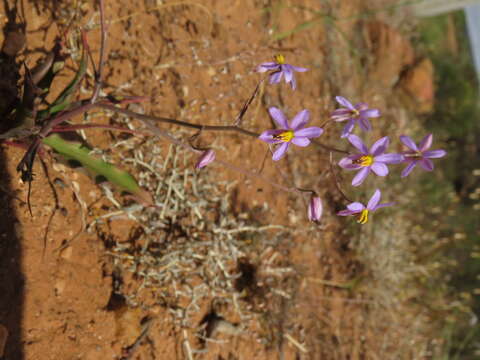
left=37, top=44, right=88, bottom=120
left=34, top=42, right=65, bottom=92
left=42, top=134, right=152, bottom=204
left=272, top=16, right=323, bottom=41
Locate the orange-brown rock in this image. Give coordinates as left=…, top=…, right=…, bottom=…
left=364, top=21, right=415, bottom=89
left=400, top=58, right=435, bottom=114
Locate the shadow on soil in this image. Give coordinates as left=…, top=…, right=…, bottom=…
left=0, top=149, right=23, bottom=360
left=0, top=0, right=25, bottom=358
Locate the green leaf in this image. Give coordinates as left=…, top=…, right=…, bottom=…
left=272, top=17, right=322, bottom=40
left=42, top=134, right=152, bottom=204
left=34, top=41, right=65, bottom=94
left=37, top=43, right=88, bottom=121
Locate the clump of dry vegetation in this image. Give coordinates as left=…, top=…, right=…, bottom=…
left=92, top=127, right=300, bottom=354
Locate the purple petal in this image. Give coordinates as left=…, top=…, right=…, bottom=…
left=373, top=202, right=394, bottom=210
left=401, top=161, right=417, bottom=177
left=341, top=119, right=356, bottom=138
left=308, top=197, right=322, bottom=221
left=295, top=126, right=323, bottom=138
left=419, top=158, right=434, bottom=171
left=355, top=102, right=369, bottom=111
left=375, top=153, right=404, bottom=164
left=419, top=134, right=433, bottom=152
left=371, top=162, right=389, bottom=176
left=257, top=62, right=280, bottom=72
left=195, top=149, right=216, bottom=169
left=347, top=134, right=368, bottom=153
left=291, top=137, right=310, bottom=147
left=290, top=109, right=310, bottom=130
left=259, top=129, right=283, bottom=144
left=400, top=135, right=419, bottom=151
left=352, top=167, right=370, bottom=186
left=335, top=96, right=355, bottom=110
left=337, top=209, right=359, bottom=216
left=272, top=142, right=289, bottom=161
left=292, top=65, right=308, bottom=72
left=332, top=109, right=351, bottom=115
left=331, top=109, right=351, bottom=122
left=423, top=149, right=446, bottom=159
left=338, top=155, right=362, bottom=170
left=268, top=107, right=289, bottom=129
left=332, top=114, right=351, bottom=122
left=370, top=136, right=390, bottom=156
left=290, top=75, right=297, bottom=90
left=269, top=71, right=283, bottom=84
left=347, top=202, right=365, bottom=212
left=360, top=109, right=380, bottom=118
left=283, top=65, right=293, bottom=83
left=366, top=189, right=381, bottom=210
left=358, top=117, right=371, bottom=132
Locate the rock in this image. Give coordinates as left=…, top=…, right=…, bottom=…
left=114, top=306, right=144, bottom=346
left=400, top=58, right=435, bottom=114
left=364, top=21, right=415, bottom=89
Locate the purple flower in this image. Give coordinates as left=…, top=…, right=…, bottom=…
left=339, top=135, right=404, bottom=186
left=195, top=149, right=216, bottom=169
left=259, top=107, right=323, bottom=161
left=337, top=189, right=393, bottom=224
left=400, top=134, right=446, bottom=177
left=331, top=96, right=380, bottom=138
left=256, top=54, right=308, bottom=90
left=308, top=196, right=322, bottom=222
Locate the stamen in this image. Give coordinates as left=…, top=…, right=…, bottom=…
left=353, top=155, right=373, bottom=167
left=273, top=130, right=294, bottom=142
left=274, top=54, right=286, bottom=65
left=404, top=151, right=423, bottom=159
left=351, top=109, right=360, bottom=117
left=357, top=209, right=369, bottom=224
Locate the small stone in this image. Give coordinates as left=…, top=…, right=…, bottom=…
left=60, top=246, right=73, bottom=260
left=400, top=58, right=435, bottom=114
left=55, top=279, right=67, bottom=296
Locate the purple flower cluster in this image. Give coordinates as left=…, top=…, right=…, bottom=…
left=255, top=57, right=447, bottom=224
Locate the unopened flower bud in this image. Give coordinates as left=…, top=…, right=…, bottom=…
left=308, top=196, right=322, bottom=222
left=195, top=149, right=215, bottom=169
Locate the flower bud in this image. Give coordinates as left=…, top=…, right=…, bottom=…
left=308, top=196, right=322, bottom=222
left=195, top=149, right=215, bottom=169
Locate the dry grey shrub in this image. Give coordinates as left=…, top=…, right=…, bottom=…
left=96, top=122, right=296, bottom=351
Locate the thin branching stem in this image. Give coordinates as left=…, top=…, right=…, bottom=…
left=99, top=103, right=348, bottom=153
left=104, top=107, right=305, bottom=194
left=99, top=104, right=260, bottom=137
left=52, top=123, right=150, bottom=136
left=39, top=101, right=98, bottom=136
left=329, top=151, right=352, bottom=203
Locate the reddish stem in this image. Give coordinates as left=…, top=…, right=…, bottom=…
left=91, top=0, right=107, bottom=103
left=52, top=123, right=151, bottom=136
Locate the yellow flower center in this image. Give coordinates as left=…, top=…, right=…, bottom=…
left=357, top=209, right=369, bottom=224
left=273, top=130, right=294, bottom=143
left=274, top=54, right=286, bottom=65
left=353, top=155, right=373, bottom=167
left=351, top=109, right=360, bottom=117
